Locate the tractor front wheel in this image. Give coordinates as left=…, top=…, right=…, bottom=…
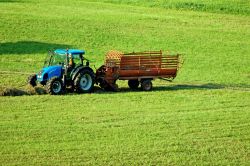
left=27, top=74, right=37, bottom=87
left=46, top=77, right=63, bottom=95
left=74, top=69, right=95, bottom=93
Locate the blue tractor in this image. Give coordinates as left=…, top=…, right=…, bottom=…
left=28, top=49, right=95, bottom=95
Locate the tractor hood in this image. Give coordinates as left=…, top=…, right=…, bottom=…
left=42, top=65, right=62, bottom=74
left=37, top=65, right=62, bottom=82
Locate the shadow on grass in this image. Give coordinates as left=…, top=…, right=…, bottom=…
left=154, top=83, right=225, bottom=91
left=0, top=0, right=21, bottom=2
left=96, top=83, right=226, bottom=94
left=0, top=41, right=71, bottom=54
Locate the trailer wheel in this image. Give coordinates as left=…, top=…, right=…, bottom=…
left=128, top=80, right=139, bottom=90
left=46, top=77, right=63, bottom=95
left=141, top=79, right=152, bottom=91
left=74, top=68, right=95, bottom=93
left=27, top=74, right=37, bottom=87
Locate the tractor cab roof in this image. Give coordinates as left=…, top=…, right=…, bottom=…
left=54, top=49, right=85, bottom=55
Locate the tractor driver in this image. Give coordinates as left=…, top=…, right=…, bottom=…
left=68, top=54, right=75, bottom=68
left=66, top=54, right=75, bottom=75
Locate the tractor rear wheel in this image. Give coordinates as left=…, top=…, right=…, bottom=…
left=27, top=74, right=37, bottom=87
left=74, top=69, right=95, bottom=93
left=46, top=77, right=63, bottom=95
left=141, top=79, right=152, bottom=91
left=128, top=80, right=139, bottom=90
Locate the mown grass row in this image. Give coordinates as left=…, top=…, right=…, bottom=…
left=96, top=0, right=250, bottom=15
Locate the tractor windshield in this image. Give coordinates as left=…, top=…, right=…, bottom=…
left=44, top=52, right=66, bottom=67
left=43, top=53, right=51, bottom=67
left=50, top=53, right=66, bottom=66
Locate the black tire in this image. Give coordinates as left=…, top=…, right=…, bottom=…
left=46, top=77, right=63, bottom=95
left=128, top=80, right=139, bottom=90
left=27, top=74, right=37, bottom=87
left=74, top=68, right=95, bottom=93
left=141, top=79, right=152, bottom=91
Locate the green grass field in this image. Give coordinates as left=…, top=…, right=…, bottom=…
left=0, top=0, right=250, bottom=165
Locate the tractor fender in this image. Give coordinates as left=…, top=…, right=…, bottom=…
left=71, top=66, right=94, bottom=81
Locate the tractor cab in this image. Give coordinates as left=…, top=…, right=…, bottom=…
left=37, top=49, right=88, bottom=83
left=28, top=49, right=95, bottom=95
left=44, top=49, right=87, bottom=68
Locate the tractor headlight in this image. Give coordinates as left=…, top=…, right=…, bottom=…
left=37, top=70, right=44, bottom=79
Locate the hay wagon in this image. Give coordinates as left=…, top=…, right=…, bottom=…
left=96, top=50, right=181, bottom=91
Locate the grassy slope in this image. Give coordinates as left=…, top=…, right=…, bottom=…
left=0, top=0, right=250, bottom=165
left=94, top=0, right=250, bottom=15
